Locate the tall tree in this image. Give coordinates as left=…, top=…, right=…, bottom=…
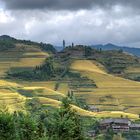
left=45, top=97, right=85, bottom=140
left=85, top=46, right=92, bottom=57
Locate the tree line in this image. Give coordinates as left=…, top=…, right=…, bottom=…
left=0, top=97, right=89, bottom=140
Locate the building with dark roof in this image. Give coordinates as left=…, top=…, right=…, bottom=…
left=100, top=118, right=131, bottom=132
left=130, top=124, right=140, bottom=131
left=87, top=118, right=140, bottom=138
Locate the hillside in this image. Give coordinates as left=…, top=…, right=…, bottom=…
left=0, top=38, right=140, bottom=120
left=56, top=43, right=140, bottom=56
left=0, top=35, right=56, bottom=78
left=71, top=60, right=140, bottom=114
left=61, top=45, right=140, bottom=80
left=0, top=36, right=55, bottom=112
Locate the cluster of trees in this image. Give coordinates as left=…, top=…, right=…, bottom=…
left=0, top=40, right=15, bottom=51
left=132, top=76, right=140, bottom=82
left=34, top=58, right=55, bottom=79
left=84, top=46, right=92, bottom=57
left=67, top=91, right=89, bottom=110
left=7, top=58, right=55, bottom=81
left=39, top=43, right=56, bottom=54
left=0, top=112, right=42, bottom=140
left=0, top=97, right=88, bottom=140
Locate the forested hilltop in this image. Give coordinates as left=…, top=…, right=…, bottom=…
left=0, top=35, right=56, bottom=53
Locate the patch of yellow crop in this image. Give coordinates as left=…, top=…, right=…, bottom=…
left=38, top=97, right=61, bottom=107
left=20, top=81, right=56, bottom=89
left=71, top=60, right=106, bottom=74
left=125, top=66, right=140, bottom=73
left=0, top=80, right=19, bottom=87
left=23, top=86, right=65, bottom=97
left=23, top=52, right=48, bottom=57
left=125, top=107, right=140, bottom=114
left=72, top=106, right=139, bottom=119
left=15, top=43, right=42, bottom=52
left=57, top=83, right=69, bottom=95
left=0, top=88, right=26, bottom=113
left=13, top=58, right=45, bottom=67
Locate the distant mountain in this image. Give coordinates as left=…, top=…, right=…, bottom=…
left=1, top=35, right=140, bottom=57
left=54, top=46, right=63, bottom=52
left=0, top=35, right=16, bottom=40
left=92, top=43, right=140, bottom=57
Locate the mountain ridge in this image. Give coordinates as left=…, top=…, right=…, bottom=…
left=1, top=35, right=140, bottom=57
left=92, top=43, right=140, bottom=57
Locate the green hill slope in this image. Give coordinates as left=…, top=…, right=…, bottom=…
left=0, top=40, right=140, bottom=119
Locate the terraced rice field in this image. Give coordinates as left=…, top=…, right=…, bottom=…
left=0, top=45, right=139, bottom=119
left=0, top=80, right=26, bottom=112
left=0, top=44, right=48, bottom=77
left=0, top=74, right=138, bottom=119
left=38, top=97, right=139, bottom=119
left=71, top=60, right=140, bottom=114
left=125, top=66, right=140, bottom=74
left=0, top=43, right=49, bottom=111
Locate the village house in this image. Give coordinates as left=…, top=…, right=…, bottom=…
left=130, top=124, right=140, bottom=131
left=100, top=118, right=131, bottom=132
left=87, top=130, right=96, bottom=137
left=99, top=118, right=140, bottom=132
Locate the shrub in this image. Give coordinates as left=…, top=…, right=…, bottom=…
left=0, top=113, right=16, bottom=140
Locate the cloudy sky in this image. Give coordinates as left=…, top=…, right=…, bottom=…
left=0, top=0, right=140, bottom=47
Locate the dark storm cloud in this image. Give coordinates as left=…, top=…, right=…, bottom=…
left=1, top=0, right=140, bottom=10
left=0, top=0, right=140, bottom=48
left=1, top=0, right=94, bottom=10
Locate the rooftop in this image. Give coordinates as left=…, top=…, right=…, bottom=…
left=130, top=124, right=140, bottom=128
left=100, top=118, right=130, bottom=125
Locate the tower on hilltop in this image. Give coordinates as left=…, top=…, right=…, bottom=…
left=63, top=40, right=65, bottom=49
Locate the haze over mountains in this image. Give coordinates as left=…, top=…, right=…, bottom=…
left=92, top=43, right=140, bottom=57
left=54, top=42, right=140, bottom=57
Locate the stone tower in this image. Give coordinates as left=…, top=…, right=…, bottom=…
left=63, top=40, right=65, bottom=49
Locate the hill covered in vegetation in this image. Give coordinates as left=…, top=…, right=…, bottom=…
left=61, top=45, right=140, bottom=81
left=1, top=36, right=140, bottom=139
left=0, top=35, right=56, bottom=53
left=1, top=42, right=140, bottom=116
